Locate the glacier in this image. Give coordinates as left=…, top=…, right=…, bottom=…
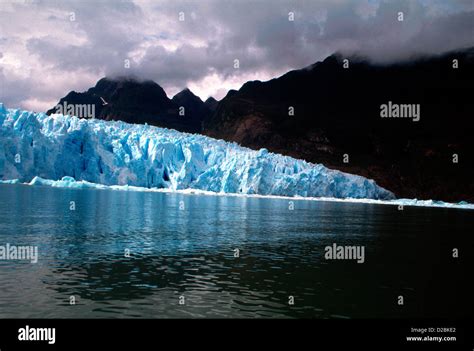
left=0, top=103, right=395, bottom=200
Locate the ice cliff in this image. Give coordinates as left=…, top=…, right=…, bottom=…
left=0, top=104, right=394, bottom=199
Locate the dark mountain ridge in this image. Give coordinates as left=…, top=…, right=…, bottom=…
left=204, top=48, right=474, bottom=202
left=47, top=78, right=212, bottom=133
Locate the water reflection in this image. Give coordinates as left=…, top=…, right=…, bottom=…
left=0, top=184, right=473, bottom=318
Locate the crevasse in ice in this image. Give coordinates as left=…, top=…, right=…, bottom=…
left=0, top=104, right=395, bottom=199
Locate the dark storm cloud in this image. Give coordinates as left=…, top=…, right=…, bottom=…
left=0, top=0, right=473, bottom=111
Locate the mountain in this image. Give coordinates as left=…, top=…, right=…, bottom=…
left=204, top=48, right=474, bottom=202
left=46, top=78, right=211, bottom=133
left=0, top=104, right=394, bottom=199
left=204, top=97, right=219, bottom=112
left=171, top=88, right=212, bottom=130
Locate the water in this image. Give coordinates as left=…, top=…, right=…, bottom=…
left=0, top=184, right=472, bottom=318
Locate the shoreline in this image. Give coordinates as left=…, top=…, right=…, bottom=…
left=1, top=176, right=473, bottom=210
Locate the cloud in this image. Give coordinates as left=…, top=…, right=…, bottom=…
left=0, top=0, right=473, bottom=111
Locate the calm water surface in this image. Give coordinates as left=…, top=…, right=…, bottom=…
left=0, top=184, right=472, bottom=318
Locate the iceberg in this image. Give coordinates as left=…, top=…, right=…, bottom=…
left=0, top=103, right=394, bottom=200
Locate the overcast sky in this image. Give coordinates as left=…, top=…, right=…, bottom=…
left=1, top=0, right=473, bottom=112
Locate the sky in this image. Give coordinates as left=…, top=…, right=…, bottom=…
left=0, top=0, right=473, bottom=112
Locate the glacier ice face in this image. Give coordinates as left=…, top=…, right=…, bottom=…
left=0, top=103, right=395, bottom=200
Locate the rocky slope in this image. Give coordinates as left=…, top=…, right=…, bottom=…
left=204, top=49, right=474, bottom=202
left=47, top=77, right=213, bottom=133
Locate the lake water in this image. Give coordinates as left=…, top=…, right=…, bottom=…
left=0, top=184, right=472, bottom=318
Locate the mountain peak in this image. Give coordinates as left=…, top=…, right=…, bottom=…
left=205, top=97, right=217, bottom=103
left=172, top=88, right=202, bottom=103
left=204, top=97, right=218, bottom=112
